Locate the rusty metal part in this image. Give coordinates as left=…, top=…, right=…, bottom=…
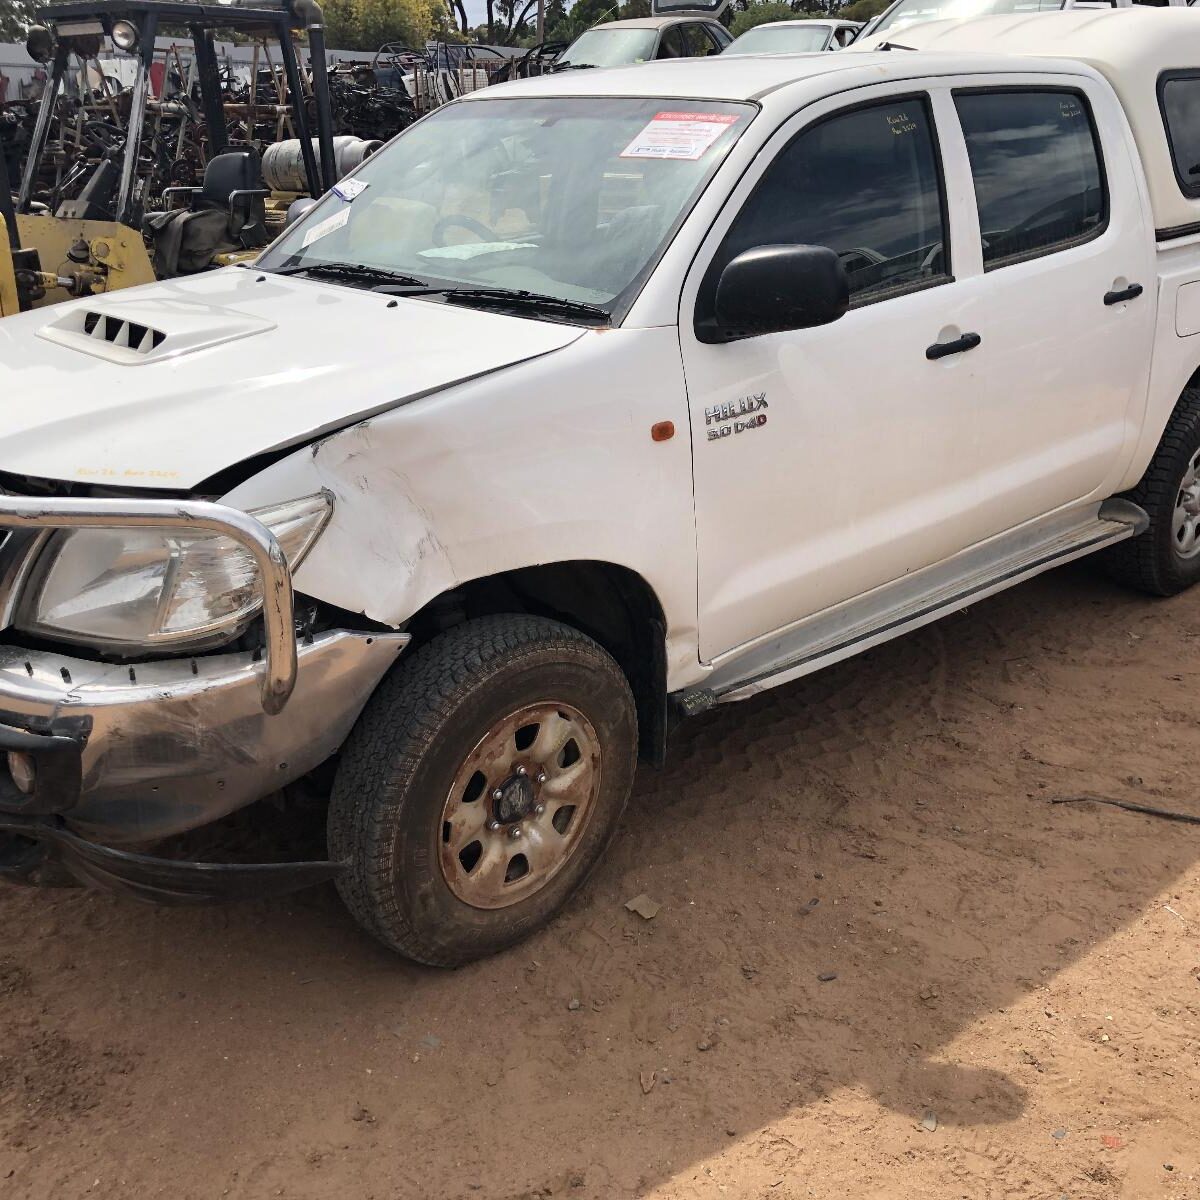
left=439, top=701, right=602, bottom=909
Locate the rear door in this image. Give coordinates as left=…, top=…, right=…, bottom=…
left=946, top=81, right=1156, bottom=534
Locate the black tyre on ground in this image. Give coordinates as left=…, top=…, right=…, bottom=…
left=328, top=614, right=638, bottom=966
left=1102, top=387, right=1200, bottom=596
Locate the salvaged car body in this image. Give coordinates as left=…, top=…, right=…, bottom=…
left=2, top=9, right=1200, bottom=963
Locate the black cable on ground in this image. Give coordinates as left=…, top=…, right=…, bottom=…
left=1053, top=795, right=1200, bottom=826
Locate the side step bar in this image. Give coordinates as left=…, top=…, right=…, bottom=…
left=677, top=499, right=1147, bottom=715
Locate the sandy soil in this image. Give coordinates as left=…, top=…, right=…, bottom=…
left=2, top=561, right=1200, bottom=1200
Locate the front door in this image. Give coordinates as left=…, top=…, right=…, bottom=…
left=681, top=88, right=985, bottom=662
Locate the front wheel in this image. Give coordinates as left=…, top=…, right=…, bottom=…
left=1102, top=387, right=1200, bottom=596
left=328, top=614, right=638, bottom=966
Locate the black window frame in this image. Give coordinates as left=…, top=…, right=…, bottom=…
left=696, top=22, right=727, bottom=53
left=952, top=84, right=1110, bottom=273
left=695, top=90, right=954, bottom=335
left=1157, top=69, right=1200, bottom=199
left=678, top=22, right=714, bottom=56
left=656, top=25, right=686, bottom=58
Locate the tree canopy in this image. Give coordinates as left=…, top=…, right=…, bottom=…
left=0, top=0, right=36, bottom=42
left=323, top=0, right=453, bottom=50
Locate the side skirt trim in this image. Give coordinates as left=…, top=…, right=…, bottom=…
left=674, top=501, right=1146, bottom=714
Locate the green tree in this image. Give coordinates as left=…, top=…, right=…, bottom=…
left=0, top=0, right=35, bottom=41
left=838, top=0, right=888, bottom=19
left=730, top=1, right=799, bottom=36
left=544, top=0, right=570, bottom=37
left=323, top=0, right=442, bottom=50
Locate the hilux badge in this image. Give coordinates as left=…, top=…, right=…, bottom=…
left=706, top=393, right=768, bottom=441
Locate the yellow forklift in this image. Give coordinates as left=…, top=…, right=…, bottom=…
left=1, top=0, right=339, bottom=316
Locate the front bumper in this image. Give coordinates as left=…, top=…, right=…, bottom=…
left=0, top=629, right=407, bottom=844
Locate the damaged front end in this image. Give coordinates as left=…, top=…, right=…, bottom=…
left=0, top=490, right=407, bottom=900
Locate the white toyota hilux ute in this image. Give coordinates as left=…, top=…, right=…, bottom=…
left=0, top=9, right=1198, bottom=965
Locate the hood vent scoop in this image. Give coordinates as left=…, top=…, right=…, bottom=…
left=82, top=311, right=168, bottom=355
left=37, top=296, right=275, bottom=365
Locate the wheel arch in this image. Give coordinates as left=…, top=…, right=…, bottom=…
left=402, top=559, right=670, bottom=767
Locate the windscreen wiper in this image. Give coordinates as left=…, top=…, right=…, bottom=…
left=439, top=286, right=611, bottom=324
left=268, top=261, right=431, bottom=288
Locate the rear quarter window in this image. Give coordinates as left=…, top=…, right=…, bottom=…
left=1159, top=71, right=1200, bottom=199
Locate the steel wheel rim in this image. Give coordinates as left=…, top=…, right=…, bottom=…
left=1173, top=449, right=1200, bottom=560
left=438, top=701, right=602, bottom=910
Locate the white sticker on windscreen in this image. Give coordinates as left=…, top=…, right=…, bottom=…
left=620, top=111, right=739, bottom=161
left=300, top=206, right=350, bottom=248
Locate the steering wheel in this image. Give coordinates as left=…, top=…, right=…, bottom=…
left=432, top=214, right=497, bottom=246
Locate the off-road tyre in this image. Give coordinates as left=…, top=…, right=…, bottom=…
left=328, top=614, right=638, bottom=967
left=1101, top=387, right=1200, bottom=596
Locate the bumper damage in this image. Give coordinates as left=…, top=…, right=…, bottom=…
left=0, top=628, right=408, bottom=899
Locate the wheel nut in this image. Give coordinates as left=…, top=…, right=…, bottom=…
left=516, top=765, right=527, bottom=776
left=537, top=771, right=547, bottom=783
left=509, top=826, right=522, bottom=839
left=488, top=820, right=501, bottom=831
left=492, top=788, right=503, bottom=800
left=535, top=804, right=545, bottom=815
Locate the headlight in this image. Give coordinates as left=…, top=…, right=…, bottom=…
left=16, top=493, right=332, bottom=652
left=110, top=19, right=139, bottom=51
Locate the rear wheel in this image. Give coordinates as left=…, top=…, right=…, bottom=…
left=328, top=614, right=637, bottom=966
left=1102, top=387, right=1200, bottom=596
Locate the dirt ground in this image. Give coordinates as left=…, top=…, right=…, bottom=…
left=2, top=561, right=1200, bottom=1200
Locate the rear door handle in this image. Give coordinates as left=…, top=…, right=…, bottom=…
left=1104, top=283, right=1143, bottom=306
left=926, top=332, right=981, bottom=361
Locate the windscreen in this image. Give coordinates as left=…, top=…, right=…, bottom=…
left=725, top=24, right=833, bottom=53
left=872, top=0, right=1062, bottom=35
left=259, top=97, right=752, bottom=314
left=556, top=28, right=659, bottom=67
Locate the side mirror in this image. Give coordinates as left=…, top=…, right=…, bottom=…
left=284, top=197, right=319, bottom=228
left=702, top=244, right=849, bottom=343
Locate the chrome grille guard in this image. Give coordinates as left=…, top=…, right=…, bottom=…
left=0, top=496, right=296, bottom=714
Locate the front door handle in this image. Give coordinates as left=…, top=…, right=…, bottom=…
left=1104, top=283, right=1143, bottom=306
left=926, top=332, right=981, bottom=361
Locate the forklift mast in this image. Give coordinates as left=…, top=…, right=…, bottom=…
left=16, top=0, right=338, bottom=228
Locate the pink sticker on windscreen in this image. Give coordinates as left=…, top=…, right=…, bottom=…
left=620, top=112, right=740, bottom=161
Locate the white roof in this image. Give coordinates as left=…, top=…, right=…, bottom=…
left=849, top=9, right=1200, bottom=233
left=748, top=19, right=836, bottom=28
left=473, top=48, right=1093, bottom=106
left=586, top=15, right=711, bottom=28
left=740, top=18, right=861, bottom=30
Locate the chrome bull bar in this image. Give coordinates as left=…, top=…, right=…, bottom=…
left=0, top=496, right=297, bottom=715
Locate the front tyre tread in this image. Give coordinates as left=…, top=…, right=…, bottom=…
left=328, top=614, right=637, bottom=967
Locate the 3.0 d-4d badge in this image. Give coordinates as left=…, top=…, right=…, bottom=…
left=706, top=393, right=768, bottom=441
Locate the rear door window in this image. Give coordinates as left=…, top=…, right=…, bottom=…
left=1159, top=71, right=1200, bottom=198
left=701, top=95, right=950, bottom=310
left=954, top=89, right=1106, bottom=269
